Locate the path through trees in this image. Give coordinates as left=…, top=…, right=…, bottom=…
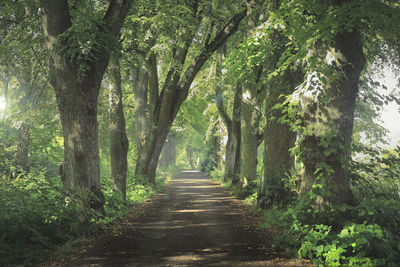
left=54, top=170, right=311, bottom=266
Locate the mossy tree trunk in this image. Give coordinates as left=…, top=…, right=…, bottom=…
left=259, top=70, right=300, bottom=208
left=298, top=29, right=365, bottom=206
left=40, top=0, right=133, bottom=213
left=240, top=0, right=263, bottom=186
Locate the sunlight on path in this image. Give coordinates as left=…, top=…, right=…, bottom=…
left=63, top=170, right=311, bottom=266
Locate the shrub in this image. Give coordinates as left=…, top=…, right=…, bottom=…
left=0, top=167, right=81, bottom=265
left=0, top=163, right=175, bottom=266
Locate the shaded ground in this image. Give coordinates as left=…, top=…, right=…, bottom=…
left=51, top=170, right=311, bottom=266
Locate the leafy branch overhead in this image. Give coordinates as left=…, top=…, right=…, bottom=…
left=1, top=0, right=400, bottom=266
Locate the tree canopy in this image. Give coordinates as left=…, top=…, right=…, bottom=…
left=1, top=0, right=400, bottom=265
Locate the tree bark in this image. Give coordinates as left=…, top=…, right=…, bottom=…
left=186, top=146, right=195, bottom=168
left=109, top=53, right=129, bottom=199
left=231, top=84, right=242, bottom=184
left=214, top=45, right=236, bottom=182
left=217, top=82, right=242, bottom=184
left=40, top=0, right=133, bottom=213
left=134, top=63, right=149, bottom=154
left=159, top=139, right=176, bottom=168
left=239, top=0, right=263, bottom=186
left=134, top=8, right=246, bottom=183
left=298, top=29, right=365, bottom=206
left=256, top=5, right=302, bottom=207
left=15, top=121, right=30, bottom=169
left=258, top=70, right=300, bottom=208
left=240, top=92, right=262, bottom=184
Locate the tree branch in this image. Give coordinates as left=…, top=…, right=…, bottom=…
left=215, top=44, right=232, bottom=130
left=39, top=0, right=72, bottom=55
left=86, top=0, right=134, bottom=81
left=257, top=131, right=263, bottom=148
left=178, top=7, right=246, bottom=97
left=148, top=51, right=159, bottom=117
left=216, top=89, right=232, bottom=130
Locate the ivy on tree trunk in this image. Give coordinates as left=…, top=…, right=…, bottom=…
left=298, top=29, right=365, bottom=206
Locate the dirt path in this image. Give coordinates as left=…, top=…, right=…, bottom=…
left=57, top=170, right=311, bottom=266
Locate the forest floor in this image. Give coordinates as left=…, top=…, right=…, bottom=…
left=46, top=170, right=312, bottom=266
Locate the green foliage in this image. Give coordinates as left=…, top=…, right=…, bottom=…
left=0, top=161, right=174, bottom=266
left=199, top=116, right=221, bottom=173
left=261, top=148, right=400, bottom=266
left=351, top=146, right=400, bottom=201
left=263, top=199, right=400, bottom=266
left=209, top=167, right=259, bottom=201
left=296, top=223, right=393, bottom=266
left=0, top=166, right=81, bottom=265
left=57, top=1, right=119, bottom=79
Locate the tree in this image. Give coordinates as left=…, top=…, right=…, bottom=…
left=39, top=0, right=133, bottom=212
left=159, top=136, right=176, bottom=169
left=255, top=0, right=303, bottom=208
left=239, top=0, right=264, bottom=185
left=251, top=0, right=400, bottom=207
left=0, top=0, right=52, bottom=171
left=215, top=44, right=242, bottom=183
left=216, top=83, right=242, bottom=184
left=298, top=29, right=365, bottom=206
left=200, top=116, right=222, bottom=172
left=274, top=0, right=369, bottom=206
left=133, top=2, right=246, bottom=183
left=108, top=52, right=129, bottom=199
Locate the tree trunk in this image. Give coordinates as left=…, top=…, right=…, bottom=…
left=240, top=97, right=261, bottom=185
left=299, top=30, right=365, bottom=206
left=186, top=146, right=195, bottom=168
left=223, top=84, right=242, bottom=184
left=256, top=11, right=302, bottom=207
left=134, top=8, right=246, bottom=183
left=258, top=70, right=300, bottom=208
left=215, top=45, right=235, bottom=182
left=40, top=0, right=133, bottom=214
left=160, top=139, right=176, bottom=168
left=231, top=84, right=242, bottom=184
left=109, top=53, right=129, bottom=199
left=240, top=0, right=263, bottom=186
left=135, top=125, right=170, bottom=183
left=57, top=85, right=103, bottom=208
left=224, top=132, right=235, bottom=180
left=15, top=121, right=30, bottom=169
left=134, top=64, right=149, bottom=154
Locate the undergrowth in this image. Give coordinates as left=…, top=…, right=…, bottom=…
left=209, top=147, right=400, bottom=266
left=0, top=162, right=180, bottom=266
left=210, top=167, right=259, bottom=203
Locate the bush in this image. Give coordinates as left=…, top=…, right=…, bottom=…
left=0, top=162, right=175, bottom=266
left=259, top=146, right=400, bottom=266
left=0, top=167, right=82, bottom=266
left=296, top=223, right=396, bottom=266
left=263, top=198, right=400, bottom=266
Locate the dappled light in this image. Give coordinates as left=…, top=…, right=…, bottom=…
left=1, top=0, right=400, bottom=266
left=181, top=170, right=200, bottom=173
left=0, top=96, right=6, bottom=111
left=64, top=171, right=295, bottom=266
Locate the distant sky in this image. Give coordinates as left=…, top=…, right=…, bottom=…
left=380, top=67, right=400, bottom=148
left=0, top=96, right=5, bottom=111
